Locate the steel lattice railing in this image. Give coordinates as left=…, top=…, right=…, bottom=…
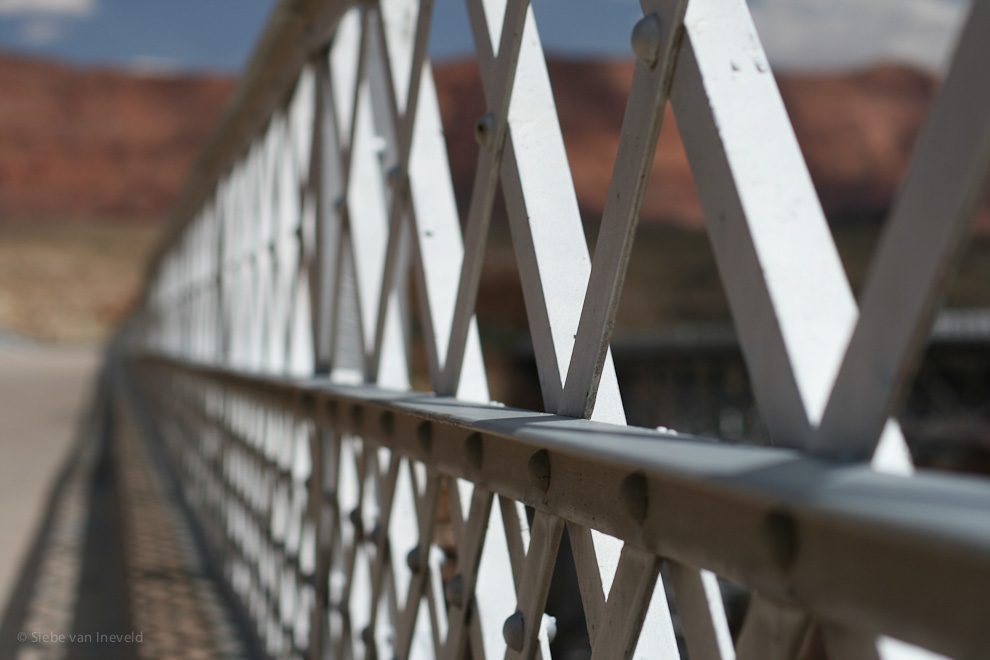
left=119, top=0, right=990, bottom=659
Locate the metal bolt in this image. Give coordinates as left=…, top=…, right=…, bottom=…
left=361, top=625, right=375, bottom=646
left=406, top=546, right=422, bottom=573
left=380, top=411, right=395, bottom=437
left=620, top=471, right=648, bottom=524
left=298, top=393, right=316, bottom=419
left=528, top=449, right=551, bottom=493
left=445, top=574, right=464, bottom=607
left=465, top=432, right=483, bottom=471
left=474, top=112, right=496, bottom=149
left=631, top=13, right=663, bottom=67
left=325, top=400, right=338, bottom=423
left=503, top=611, right=525, bottom=651
left=416, top=421, right=432, bottom=454
left=371, top=135, right=388, bottom=155
left=764, top=509, right=799, bottom=571
left=542, top=613, right=558, bottom=644
left=369, top=523, right=386, bottom=546
left=349, top=508, right=364, bottom=538
left=386, top=165, right=403, bottom=189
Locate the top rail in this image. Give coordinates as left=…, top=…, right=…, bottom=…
left=135, top=352, right=990, bottom=659
left=143, top=0, right=347, bottom=289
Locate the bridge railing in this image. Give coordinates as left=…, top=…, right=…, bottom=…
left=120, top=0, right=990, bottom=658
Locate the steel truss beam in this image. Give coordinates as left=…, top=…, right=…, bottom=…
left=122, top=0, right=990, bottom=657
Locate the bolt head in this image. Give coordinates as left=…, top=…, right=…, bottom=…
left=416, top=421, right=432, bottom=454
left=503, top=611, right=525, bottom=651
left=386, top=165, right=403, bottom=189
left=406, top=546, right=422, bottom=573
left=444, top=574, right=464, bottom=607
left=465, top=432, right=483, bottom=470
left=542, top=613, right=558, bottom=644
left=528, top=449, right=551, bottom=493
left=380, top=411, right=395, bottom=437
left=349, top=508, right=364, bottom=537
left=620, top=471, right=648, bottom=524
left=474, top=112, right=496, bottom=149
left=631, top=13, right=663, bottom=67
left=764, top=508, right=799, bottom=570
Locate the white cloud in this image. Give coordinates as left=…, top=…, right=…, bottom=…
left=0, top=0, right=96, bottom=17
left=129, top=55, right=184, bottom=77
left=749, top=0, right=970, bottom=72
left=21, top=18, right=62, bottom=44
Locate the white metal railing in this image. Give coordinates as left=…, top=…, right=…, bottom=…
left=120, top=0, right=990, bottom=659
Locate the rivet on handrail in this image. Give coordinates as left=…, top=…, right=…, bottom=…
left=465, top=432, right=483, bottom=471
left=528, top=449, right=551, bottom=493
left=764, top=508, right=799, bottom=571
left=380, top=411, right=395, bottom=437
left=416, top=421, right=432, bottom=455
left=620, top=471, right=648, bottom=524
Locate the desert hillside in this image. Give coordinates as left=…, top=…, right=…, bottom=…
left=0, top=51, right=959, bottom=227
left=0, top=51, right=234, bottom=222
left=3, top=50, right=986, bottom=341
left=435, top=60, right=951, bottom=230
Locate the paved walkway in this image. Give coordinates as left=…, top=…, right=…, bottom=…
left=0, top=343, right=101, bottom=608
left=0, top=345, right=261, bottom=659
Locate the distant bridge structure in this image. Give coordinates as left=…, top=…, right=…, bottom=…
left=107, top=0, right=990, bottom=658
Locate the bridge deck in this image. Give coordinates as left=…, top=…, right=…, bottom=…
left=0, top=344, right=98, bottom=607
left=0, top=358, right=261, bottom=660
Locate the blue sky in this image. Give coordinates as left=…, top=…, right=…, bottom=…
left=0, top=0, right=971, bottom=74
